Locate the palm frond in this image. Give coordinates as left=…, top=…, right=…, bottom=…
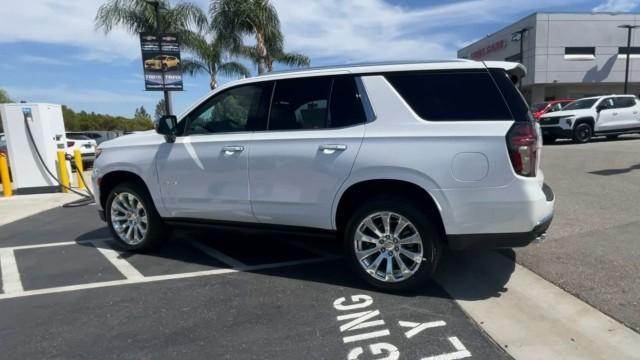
left=274, top=51, right=310, bottom=68
left=218, top=61, right=251, bottom=78
left=181, top=58, right=210, bottom=77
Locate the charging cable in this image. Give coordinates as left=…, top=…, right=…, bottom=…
left=23, top=116, right=95, bottom=207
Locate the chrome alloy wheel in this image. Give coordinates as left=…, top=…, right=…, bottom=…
left=354, top=211, right=424, bottom=283
left=110, top=192, right=148, bottom=245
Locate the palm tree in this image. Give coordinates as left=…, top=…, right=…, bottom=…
left=95, top=0, right=207, bottom=40
left=181, top=32, right=250, bottom=89
left=210, top=0, right=309, bottom=74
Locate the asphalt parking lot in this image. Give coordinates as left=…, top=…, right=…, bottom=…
left=517, top=134, right=640, bottom=332
left=0, top=206, right=509, bottom=360
left=2, top=135, right=640, bottom=359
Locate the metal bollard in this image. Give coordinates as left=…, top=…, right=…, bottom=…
left=57, top=150, right=70, bottom=193
left=0, top=154, right=12, bottom=197
left=73, top=149, right=85, bottom=190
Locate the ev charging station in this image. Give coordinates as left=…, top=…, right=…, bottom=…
left=0, top=103, right=68, bottom=194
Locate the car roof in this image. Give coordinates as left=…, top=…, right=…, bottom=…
left=178, top=59, right=523, bottom=119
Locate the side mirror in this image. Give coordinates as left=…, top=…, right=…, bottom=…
left=156, top=115, right=177, bottom=142
left=596, top=105, right=606, bottom=113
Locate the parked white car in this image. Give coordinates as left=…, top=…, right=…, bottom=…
left=93, top=60, right=554, bottom=291
left=539, top=95, right=640, bottom=143
left=66, top=133, right=97, bottom=165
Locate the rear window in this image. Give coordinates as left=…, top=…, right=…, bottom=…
left=385, top=71, right=512, bottom=121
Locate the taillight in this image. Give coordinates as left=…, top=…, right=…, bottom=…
left=67, top=141, right=75, bottom=147
left=506, top=122, right=538, bottom=177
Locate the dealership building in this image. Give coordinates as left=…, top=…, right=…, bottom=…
left=458, top=12, right=640, bottom=105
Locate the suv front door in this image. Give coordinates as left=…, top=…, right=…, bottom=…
left=249, top=76, right=367, bottom=229
left=155, top=82, right=271, bottom=221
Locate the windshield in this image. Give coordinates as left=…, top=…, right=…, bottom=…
left=563, top=98, right=598, bottom=110
left=530, top=103, right=548, bottom=112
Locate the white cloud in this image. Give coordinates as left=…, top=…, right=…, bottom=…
left=18, top=55, right=71, bottom=66
left=593, top=0, right=640, bottom=12
left=0, top=1, right=140, bottom=60
left=1, top=0, right=586, bottom=64
left=271, top=0, right=585, bottom=63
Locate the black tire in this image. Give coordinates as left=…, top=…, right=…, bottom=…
left=542, top=135, right=556, bottom=144
left=105, top=181, right=166, bottom=251
left=606, top=135, right=619, bottom=140
left=344, top=197, right=442, bottom=292
left=572, top=122, right=593, bottom=143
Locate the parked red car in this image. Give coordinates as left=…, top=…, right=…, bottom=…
left=530, top=99, right=574, bottom=120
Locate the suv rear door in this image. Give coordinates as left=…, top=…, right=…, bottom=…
left=248, top=75, right=367, bottom=229
left=611, top=96, right=640, bottom=130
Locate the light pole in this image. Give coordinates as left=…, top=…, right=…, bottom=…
left=511, top=27, right=530, bottom=90
left=618, top=24, right=639, bottom=94
left=146, top=0, right=172, bottom=116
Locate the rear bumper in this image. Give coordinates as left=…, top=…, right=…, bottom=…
left=447, top=212, right=553, bottom=250
left=446, top=183, right=555, bottom=250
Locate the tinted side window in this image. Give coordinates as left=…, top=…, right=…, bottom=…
left=614, top=97, right=636, bottom=108
left=600, top=98, right=615, bottom=109
left=386, top=71, right=512, bottom=121
left=269, top=77, right=332, bottom=130
left=329, top=77, right=367, bottom=128
left=185, top=83, right=271, bottom=134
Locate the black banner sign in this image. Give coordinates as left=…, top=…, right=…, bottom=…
left=139, top=33, right=183, bottom=91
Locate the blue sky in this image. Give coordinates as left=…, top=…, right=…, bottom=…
left=1, top=0, right=639, bottom=117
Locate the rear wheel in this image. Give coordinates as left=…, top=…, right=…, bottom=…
left=344, top=198, right=441, bottom=292
left=106, top=182, right=166, bottom=251
left=572, top=122, right=593, bottom=143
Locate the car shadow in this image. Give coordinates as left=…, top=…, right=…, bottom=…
left=76, top=226, right=516, bottom=301
left=589, top=162, right=640, bottom=176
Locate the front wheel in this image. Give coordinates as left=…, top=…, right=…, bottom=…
left=572, top=123, right=593, bottom=143
left=105, top=182, right=166, bottom=251
left=344, top=198, right=442, bottom=292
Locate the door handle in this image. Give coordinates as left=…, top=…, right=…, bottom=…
left=612, top=112, right=618, bottom=116
left=634, top=111, right=638, bottom=114
left=319, top=144, right=347, bottom=153
left=222, top=145, right=244, bottom=154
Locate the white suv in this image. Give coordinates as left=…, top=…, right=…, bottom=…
left=539, top=95, right=640, bottom=143
left=93, top=60, right=554, bottom=291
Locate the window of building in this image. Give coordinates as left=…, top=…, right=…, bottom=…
left=386, top=71, right=513, bottom=121
left=564, top=47, right=596, bottom=60
left=618, top=47, right=640, bottom=59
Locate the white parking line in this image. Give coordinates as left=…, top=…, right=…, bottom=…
left=93, top=241, right=144, bottom=280
left=2, top=238, right=114, bottom=251
left=186, top=239, right=247, bottom=269
left=0, top=251, right=339, bottom=300
left=0, top=249, right=23, bottom=294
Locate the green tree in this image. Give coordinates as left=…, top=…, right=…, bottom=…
left=182, top=31, right=250, bottom=89
left=154, top=98, right=166, bottom=119
left=95, top=0, right=207, bottom=38
left=0, top=88, right=12, bottom=132
left=210, top=0, right=309, bottom=74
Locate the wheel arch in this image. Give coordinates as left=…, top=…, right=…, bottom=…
left=99, top=170, right=151, bottom=210
left=334, top=179, right=448, bottom=245
left=574, top=116, right=595, bottom=129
